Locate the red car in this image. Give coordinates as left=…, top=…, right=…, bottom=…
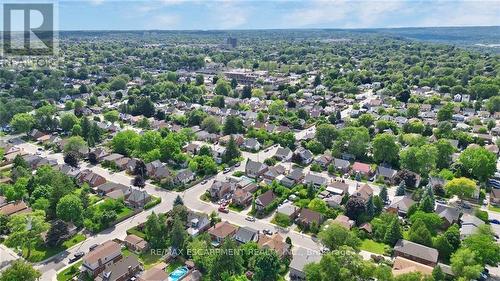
left=218, top=207, right=229, bottom=213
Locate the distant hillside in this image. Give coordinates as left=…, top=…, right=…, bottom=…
left=369, top=26, right=500, bottom=53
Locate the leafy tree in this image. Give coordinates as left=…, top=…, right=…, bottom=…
left=462, top=225, right=500, bottom=266
left=433, top=234, right=454, bottom=262
left=304, top=246, right=375, bottom=281
left=458, top=146, right=496, bottom=182
left=345, top=197, right=366, bottom=223
left=319, top=223, right=361, bottom=251
left=437, top=103, right=454, bottom=121
left=45, top=219, right=69, bottom=247
left=241, top=85, right=252, bottom=99
left=384, top=217, right=402, bottom=246
left=64, top=136, right=87, bottom=156
left=35, top=105, right=57, bottom=132
left=144, top=212, right=167, bottom=249
left=432, top=265, right=445, bottom=281
left=334, top=127, right=370, bottom=159
left=170, top=216, right=188, bottom=250
left=394, top=169, right=419, bottom=188
left=60, top=113, right=79, bottom=132
left=308, top=198, right=328, bottom=214
left=189, top=155, right=217, bottom=176
left=104, top=110, right=119, bottom=123
left=408, top=219, right=433, bottom=247
left=111, top=130, right=140, bottom=155
left=223, top=115, right=244, bottom=135
left=210, top=239, right=244, bottom=281
left=399, top=144, right=437, bottom=177
left=409, top=211, right=442, bottom=236
left=201, top=116, right=220, bottom=133
left=64, top=152, right=79, bottom=168
left=445, top=177, right=477, bottom=200
left=214, top=78, right=231, bottom=96
left=6, top=211, right=49, bottom=259
left=450, top=248, right=482, bottom=281
left=372, top=133, right=399, bottom=165
left=434, top=139, right=455, bottom=169
left=56, top=194, right=83, bottom=225
left=0, top=260, right=40, bottom=281
left=9, top=113, right=35, bottom=133
left=253, top=250, right=281, bottom=281
left=315, top=123, right=337, bottom=148
left=187, top=238, right=213, bottom=272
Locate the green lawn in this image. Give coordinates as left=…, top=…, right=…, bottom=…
left=116, top=207, right=134, bottom=220
left=23, top=234, right=86, bottom=262
left=122, top=248, right=162, bottom=269
left=360, top=239, right=388, bottom=255
left=488, top=204, right=500, bottom=213
left=57, top=261, right=82, bottom=281
left=166, top=259, right=184, bottom=273
left=127, top=226, right=146, bottom=239
left=229, top=203, right=245, bottom=212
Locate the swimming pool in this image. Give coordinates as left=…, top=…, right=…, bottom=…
left=168, top=266, right=189, bottom=281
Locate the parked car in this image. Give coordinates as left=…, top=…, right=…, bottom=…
left=245, top=216, right=255, bottom=222
left=235, top=162, right=241, bottom=167
left=263, top=229, right=273, bottom=235
left=69, top=251, right=84, bottom=263
left=223, top=168, right=231, bottom=174
left=489, top=219, right=500, bottom=225
left=201, top=180, right=208, bottom=185
left=89, top=244, right=99, bottom=251
left=218, top=207, right=229, bottom=213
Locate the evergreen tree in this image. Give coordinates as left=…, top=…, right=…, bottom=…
left=223, top=136, right=241, bottom=164
left=366, top=196, right=375, bottom=218
left=432, top=265, right=445, bottom=281
left=45, top=220, right=68, bottom=247
left=144, top=212, right=167, bottom=249
left=396, top=181, right=406, bottom=196
left=379, top=185, right=388, bottom=203
left=170, top=216, right=188, bottom=251
left=408, top=219, right=433, bottom=247
left=80, top=116, right=91, bottom=140
left=419, top=195, right=435, bottom=213
left=174, top=195, right=184, bottom=206
left=384, top=217, right=402, bottom=246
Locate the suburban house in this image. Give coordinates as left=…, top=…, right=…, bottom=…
left=209, top=180, right=234, bottom=200
left=276, top=203, right=300, bottom=220
left=125, top=189, right=151, bottom=208
left=392, top=256, right=433, bottom=277
left=245, top=160, right=268, bottom=178
left=289, top=247, right=322, bottom=280
left=326, top=181, right=349, bottom=195
left=296, top=208, right=323, bottom=228
left=78, top=169, right=106, bottom=187
left=352, top=183, right=374, bottom=202
left=280, top=167, right=304, bottom=187
left=393, top=239, right=439, bottom=267
left=95, top=255, right=141, bottom=281
left=255, top=190, right=277, bottom=212
left=146, top=160, right=170, bottom=180
left=435, top=204, right=461, bottom=228
left=331, top=215, right=355, bottom=230
left=208, top=221, right=238, bottom=246
left=274, top=147, right=292, bottom=161
left=124, top=234, right=149, bottom=254
left=175, top=169, right=195, bottom=184
left=333, top=158, right=350, bottom=173
left=303, top=172, right=328, bottom=188
left=242, top=138, right=261, bottom=151
left=294, top=147, right=314, bottom=165
left=351, top=162, right=373, bottom=177
left=0, top=201, right=31, bottom=216
left=233, top=226, right=259, bottom=244
left=314, top=154, right=332, bottom=168
left=490, top=189, right=500, bottom=206
left=82, top=241, right=123, bottom=277
left=232, top=188, right=253, bottom=207
left=387, top=196, right=416, bottom=217
left=460, top=214, right=485, bottom=239
left=138, top=267, right=168, bottom=281
left=186, top=212, right=211, bottom=237
left=376, top=166, right=398, bottom=183
left=257, top=233, right=290, bottom=259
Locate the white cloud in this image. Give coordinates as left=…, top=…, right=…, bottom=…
left=146, top=14, right=181, bottom=29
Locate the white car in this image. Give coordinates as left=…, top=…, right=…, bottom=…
left=245, top=216, right=255, bottom=222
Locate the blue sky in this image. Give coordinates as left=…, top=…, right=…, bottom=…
left=7, top=0, right=500, bottom=30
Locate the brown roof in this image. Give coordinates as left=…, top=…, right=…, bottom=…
left=124, top=234, right=143, bottom=245
left=83, top=240, right=121, bottom=264
left=139, top=268, right=168, bottom=281
left=392, top=257, right=433, bottom=276
left=257, top=233, right=289, bottom=258
left=394, top=239, right=438, bottom=264
left=208, top=221, right=238, bottom=239
left=0, top=201, right=30, bottom=216
left=256, top=190, right=276, bottom=207
left=298, top=208, right=322, bottom=224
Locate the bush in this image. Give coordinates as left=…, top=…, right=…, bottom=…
left=144, top=196, right=162, bottom=210
left=273, top=213, right=292, bottom=227
left=475, top=209, right=489, bottom=223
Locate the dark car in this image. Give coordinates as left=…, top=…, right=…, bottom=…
left=489, top=219, right=500, bottom=225
left=89, top=244, right=99, bottom=251
left=69, top=251, right=85, bottom=263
